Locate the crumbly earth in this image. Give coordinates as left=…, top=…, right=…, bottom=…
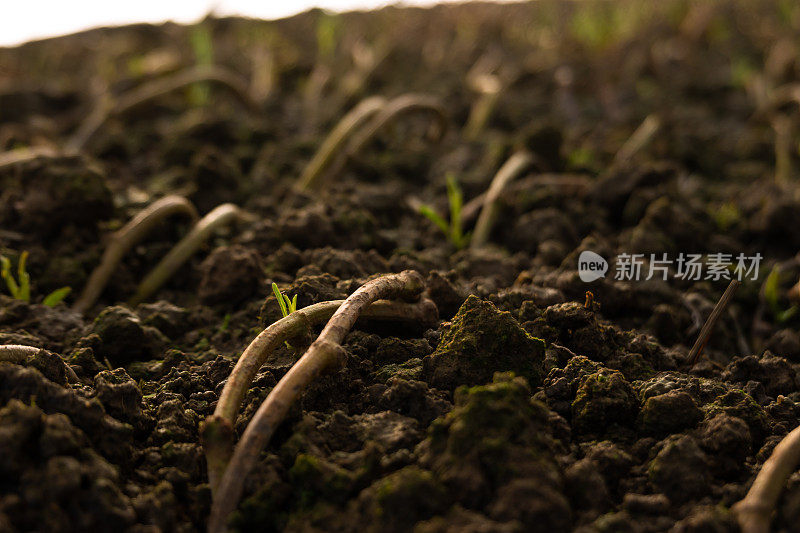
left=2, top=1, right=800, bottom=532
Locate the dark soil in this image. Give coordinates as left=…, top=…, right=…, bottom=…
left=2, top=1, right=800, bottom=531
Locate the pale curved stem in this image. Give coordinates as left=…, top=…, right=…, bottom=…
left=612, top=114, right=661, bottom=166
left=297, top=96, right=387, bottom=191
left=733, top=424, right=800, bottom=533
left=344, top=93, right=449, bottom=157
left=66, top=65, right=258, bottom=152
left=0, top=146, right=61, bottom=171
left=470, top=150, right=534, bottom=248
left=202, top=297, right=438, bottom=491
left=207, top=271, right=430, bottom=533
left=0, top=344, right=79, bottom=383
left=73, top=195, right=199, bottom=315
left=129, top=203, right=243, bottom=306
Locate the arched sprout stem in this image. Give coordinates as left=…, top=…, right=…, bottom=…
left=66, top=65, right=258, bottom=153
left=470, top=150, right=534, bottom=248
left=733, top=423, right=800, bottom=533
left=207, top=271, right=433, bottom=533
left=297, top=96, right=387, bottom=191
left=202, top=297, right=437, bottom=491
left=129, top=203, right=245, bottom=307
left=73, top=195, right=199, bottom=315
left=0, top=344, right=79, bottom=383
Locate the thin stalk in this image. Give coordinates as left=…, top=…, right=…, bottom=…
left=73, top=196, right=198, bottom=315
left=297, top=96, right=387, bottom=191
left=688, top=279, right=741, bottom=366
left=345, top=93, right=448, bottom=157
left=612, top=114, right=661, bottom=167
left=460, top=174, right=589, bottom=223
left=463, top=73, right=502, bottom=141
left=0, top=146, right=60, bottom=171
left=733, top=423, right=800, bottom=533
left=470, top=150, right=534, bottom=248
left=66, top=65, right=259, bottom=152
left=207, top=271, right=428, bottom=533
left=0, top=344, right=79, bottom=383
left=202, top=297, right=437, bottom=491
left=129, top=203, right=243, bottom=306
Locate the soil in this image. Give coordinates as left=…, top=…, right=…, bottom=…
left=2, top=1, right=800, bottom=532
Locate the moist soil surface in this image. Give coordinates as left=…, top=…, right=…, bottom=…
left=2, top=1, right=800, bottom=532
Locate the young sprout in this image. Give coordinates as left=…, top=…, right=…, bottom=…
left=73, top=195, right=199, bottom=314
left=271, top=282, right=298, bottom=317
left=0, top=344, right=79, bottom=383
left=189, top=23, right=215, bottom=107
left=471, top=150, right=534, bottom=248
left=66, top=65, right=258, bottom=153
left=419, top=173, right=471, bottom=249
left=201, top=296, right=437, bottom=492
left=207, top=271, right=435, bottom=533
left=1, top=252, right=30, bottom=302
left=129, top=203, right=247, bottom=306
left=297, top=96, right=387, bottom=191
left=297, top=93, right=448, bottom=191
left=764, top=266, right=798, bottom=323
left=1, top=252, right=71, bottom=307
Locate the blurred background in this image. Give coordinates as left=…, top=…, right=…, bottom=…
left=1, top=0, right=483, bottom=47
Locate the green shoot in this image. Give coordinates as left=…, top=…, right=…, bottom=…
left=419, top=173, right=471, bottom=249
left=272, top=283, right=298, bottom=318
left=764, top=266, right=798, bottom=323
left=42, top=287, right=71, bottom=307
left=1, top=251, right=30, bottom=301
left=189, top=23, right=215, bottom=106
left=315, top=11, right=340, bottom=62
left=1, top=251, right=71, bottom=306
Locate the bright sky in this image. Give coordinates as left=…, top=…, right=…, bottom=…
left=0, top=0, right=473, bottom=47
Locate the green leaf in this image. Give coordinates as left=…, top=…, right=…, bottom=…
left=419, top=205, right=450, bottom=235
left=272, top=282, right=288, bottom=317
left=0, top=255, right=20, bottom=298
left=290, top=294, right=298, bottom=313
left=17, top=251, right=30, bottom=302
left=42, top=287, right=71, bottom=307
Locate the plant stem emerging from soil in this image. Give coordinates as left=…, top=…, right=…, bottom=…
left=202, top=297, right=437, bottom=492
left=66, top=65, right=259, bottom=153
left=733, top=423, right=800, bottom=533
left=470, top=150, right=534, bottom=248
left=0, top=344, right=79, bottom=383
left=129, top=203, right=244, bottom=306
left=688, top=279, right=741, bottom=366
left=74, top=195, right=199, bottom=315
left=344, top=93, right=448, bottom=157
left=612, top=114, right=661, bottom=167
left=207, top=270, right=429, bottom=533
left=297, top=95, right=387, bottom=191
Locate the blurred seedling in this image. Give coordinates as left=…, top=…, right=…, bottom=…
left=298, top=93, right=447, bottom=191
left=1, top=252, right=71, bottom=307
left=764, top=266, right=798, bottom=323
left=189, top=22, right=215, bottom=106
left=419, top=173, right=471, bottom=250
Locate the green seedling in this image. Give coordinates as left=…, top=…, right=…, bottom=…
left=189, top=23, right=215, bottom=106
left=764, top=266, right=798, bottom=323
left=1, top=251, right=71, bottom=306
left=272, top=283, right=298, bottom=317
left=419, top=173, right=471, bottom=249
